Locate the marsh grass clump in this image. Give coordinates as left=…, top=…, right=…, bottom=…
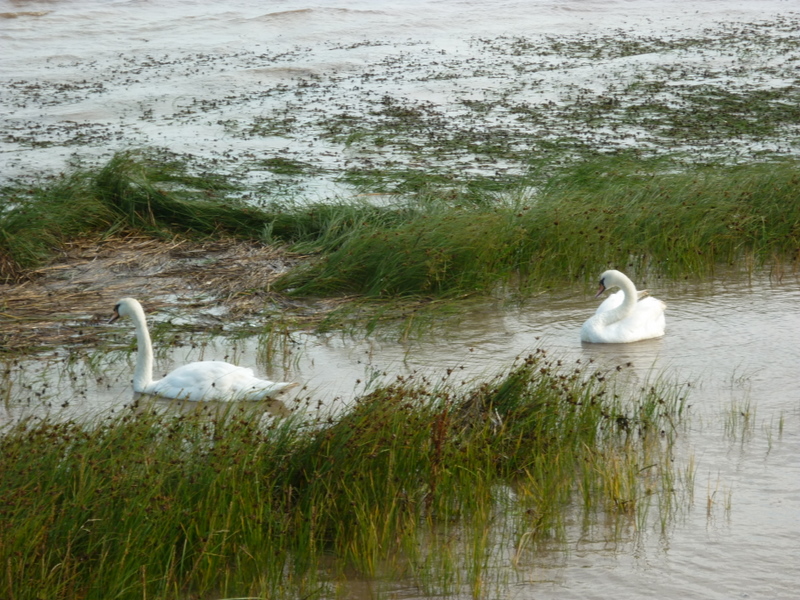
left=4, top=152, right=798, bottom=297
left=279, top=201, right=519, bottom=297
left=530, top=159, right=800, bottom=279
left=0, top=353, right=686, bottom=599
left=0, top=170, right=115, bottom=282
left=91, top=151, right=266, bottom=236
left=0, top=404, right=306, bottom=600
left=0, top=150, right=270, bottom=282
left=277, top=159, right=800, bottom=297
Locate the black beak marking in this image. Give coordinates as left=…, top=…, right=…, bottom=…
left=108, top=304, right=121, bottom=324
left=594, top=278, right=607, bottom=298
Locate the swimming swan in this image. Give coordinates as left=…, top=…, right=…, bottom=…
left=110, top=298, right=298, bottom=401
left=580, top=270, right=666, bottom=344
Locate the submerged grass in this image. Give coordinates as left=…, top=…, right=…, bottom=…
left=0, top=352, right=686, bottom=600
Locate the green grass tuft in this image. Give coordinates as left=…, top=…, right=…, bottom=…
left=0, top=150, right=269, bottom=281
left=4, top=152, right=799, bottom=295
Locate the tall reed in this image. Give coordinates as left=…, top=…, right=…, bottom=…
left=0, top=351, right=685, bottom=599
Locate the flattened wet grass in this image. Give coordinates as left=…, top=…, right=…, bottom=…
left=4, top=152, right=799, bottom=318
left=277, top=158, right=800, bottom=297
left=0, top=149, right=270, bottom=282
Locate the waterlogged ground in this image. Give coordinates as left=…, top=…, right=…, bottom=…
left=2, top=1, right=800, bottom=198
left=3, top=272, right=800, bottom=599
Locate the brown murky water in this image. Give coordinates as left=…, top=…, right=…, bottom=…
left=5, top=274, right=799, bottom=598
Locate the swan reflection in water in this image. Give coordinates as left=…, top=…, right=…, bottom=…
left=580, top=270, right=666, bottom=344
left=128, top=390, right=294, bottom=420
left=110, top=298, right=298, bottom=403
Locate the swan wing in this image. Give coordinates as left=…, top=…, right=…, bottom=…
left=148, top=361, right=296, bottom=401
left=582, top=296, right=666, bottom=343
left=595, top=290, right=624, bottom=314
left=603, top=297, right=666, bottom=342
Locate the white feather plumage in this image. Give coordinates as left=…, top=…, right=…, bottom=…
left=111, top=298, right=298, bottom=401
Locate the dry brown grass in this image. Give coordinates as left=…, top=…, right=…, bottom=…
left=0, top=235, right=306, bottom=353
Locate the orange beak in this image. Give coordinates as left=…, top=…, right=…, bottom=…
left=594, top=282, right=607, bottom=298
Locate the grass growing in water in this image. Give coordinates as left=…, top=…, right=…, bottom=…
left=4, top=152, right=798, bottom=296
left=277, top=158, right=800, bottom=297
left=0, top=352, right=686, bottom=599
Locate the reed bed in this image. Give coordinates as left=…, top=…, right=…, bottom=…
left=0, top=351, right=686, bottom=600
left=278, top=159, right=800, bottom=297
left=3, top=152, right=799, bottom=296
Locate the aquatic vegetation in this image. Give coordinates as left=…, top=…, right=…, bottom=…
left=0, top=352, right=686, bottom=599
left=277, top=158, right=800, bottom=297
left=0, top=149, right=265, bottom=282
left=4, top=151, right=799, bottom=300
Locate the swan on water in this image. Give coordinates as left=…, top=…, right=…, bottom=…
left=110, top=298, right=298, bottom=401
left=580, top=270, right=666, bottom=344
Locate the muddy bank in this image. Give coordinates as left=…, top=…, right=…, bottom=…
left=0, top=236, right=311, bottom=353
left=3, top=6, right=799, bottom=197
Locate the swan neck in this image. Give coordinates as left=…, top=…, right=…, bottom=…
left=606, top=277, right=638, bottom=322
left=129, top=304, right=154, bottom=392
left=618, top=277, right=638, bottom=309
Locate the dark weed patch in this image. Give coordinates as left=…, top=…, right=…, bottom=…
left=261, top=156, right=316, bottom=176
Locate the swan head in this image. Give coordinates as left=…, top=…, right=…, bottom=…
left=594, top=269, right=627, bottom=298
left=109, top=297, right=143, bottom=324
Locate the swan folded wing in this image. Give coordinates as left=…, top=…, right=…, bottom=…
left=604, top=297, right=666, bottom=343
left=637, top=296, right=667, bottom=321
left=595, top=290, right=624, bottom=314
left=147, top=361, right=292, bottom=401
left=581, top=296, right=665, bottom=343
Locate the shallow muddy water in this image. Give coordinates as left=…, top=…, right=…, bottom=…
left=301, top=275, right=800, bottom=600
left=4, top=274, right=799, bottom=599
left=2, top=0, right=799, bottom=197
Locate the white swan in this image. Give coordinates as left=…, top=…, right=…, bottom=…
left=110, top=298, right=298, bottom=401
left=580, top=270, right=666, bottom=344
